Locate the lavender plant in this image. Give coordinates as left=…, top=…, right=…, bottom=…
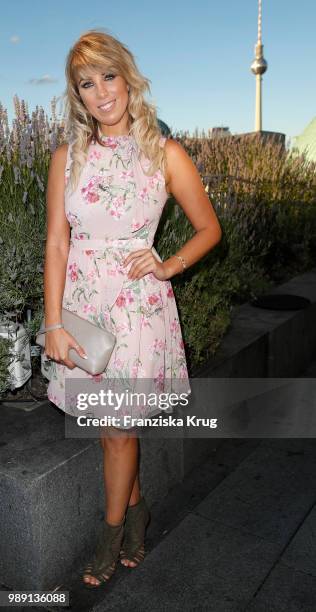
left=0, top=96, right=64, bottom=318
left=0, top=96, right=65, bottom=393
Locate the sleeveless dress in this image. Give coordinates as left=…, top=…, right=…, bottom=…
left=41, top=134, right=191, bottom=428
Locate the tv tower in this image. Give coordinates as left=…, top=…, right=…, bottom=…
left=250, top=0, right=268, bottom=131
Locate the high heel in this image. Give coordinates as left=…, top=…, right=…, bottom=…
left=83, top=518, right=125, bottom=589
left=120, top=496, right=150, bottom=568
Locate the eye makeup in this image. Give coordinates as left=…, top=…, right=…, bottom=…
left=79, top=72, right=116, bottom=87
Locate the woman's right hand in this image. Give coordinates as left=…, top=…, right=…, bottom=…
left=44, top=328, right=87, bottom=369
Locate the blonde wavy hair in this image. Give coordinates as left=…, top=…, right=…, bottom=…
left=63, top=28, right=167, bottom=193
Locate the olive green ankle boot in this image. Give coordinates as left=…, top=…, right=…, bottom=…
left=83, top=517, right=125, bottom=589
left=120, top=496, right=150, bottom=567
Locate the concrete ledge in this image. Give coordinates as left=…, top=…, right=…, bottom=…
left=0, top=406, right=186, bottom=590
left=0, top=406, right=105, bottom=590
left=193, top=268, right=316, bottom=378
left=1, top=267, right=316, bottom=590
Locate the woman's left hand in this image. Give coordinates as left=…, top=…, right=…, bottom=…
left=123, top=249, right=169, bottom=281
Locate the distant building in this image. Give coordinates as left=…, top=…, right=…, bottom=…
left=291, top=117, right=316, bottom=162
left=209, top=127, right=231, bottom=139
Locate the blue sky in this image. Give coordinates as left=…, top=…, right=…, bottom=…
left=1, top=0, right=315, bottom=145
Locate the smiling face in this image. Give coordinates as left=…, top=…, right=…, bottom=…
left=76, top=67, right=131, bottom=137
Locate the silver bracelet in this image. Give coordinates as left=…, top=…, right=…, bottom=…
left=174, top=254, right=187, bottom=273
left=37, top=323, right=64, bottom=335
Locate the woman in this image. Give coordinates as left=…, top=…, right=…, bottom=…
left=42, top=29, right=222, bottom=589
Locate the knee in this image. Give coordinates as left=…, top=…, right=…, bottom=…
left=101, top=426, right=138, bottom=453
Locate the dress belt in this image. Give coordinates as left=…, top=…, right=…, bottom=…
left=70, top=235, right=153, bottom=250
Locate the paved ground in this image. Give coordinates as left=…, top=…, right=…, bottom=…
left=3, top=359, right=316, bottom=612
left=75, top=439, right=316, bottom=612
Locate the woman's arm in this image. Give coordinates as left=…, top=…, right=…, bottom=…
left=44, top=143, right=70, bottom=325
left=163, top=139, right=222, bottom=279
left=43, top=144, right=88, bottom=368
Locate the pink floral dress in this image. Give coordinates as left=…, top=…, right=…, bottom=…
left=41, top=134, right=191, bottom=426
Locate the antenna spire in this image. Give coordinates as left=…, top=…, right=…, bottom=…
left=250, top=0, right=268, bottom=131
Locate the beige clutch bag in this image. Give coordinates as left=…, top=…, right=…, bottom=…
left=35, top=308, right=117, bottom=375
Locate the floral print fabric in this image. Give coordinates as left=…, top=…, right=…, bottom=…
left=41, top=134, right=191, bottom=426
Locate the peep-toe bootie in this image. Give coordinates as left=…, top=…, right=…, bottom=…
left=120, top=496, right=150, bottom=568
left=83, top=518, right=125, bottom=589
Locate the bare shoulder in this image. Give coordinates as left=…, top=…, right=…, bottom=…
left=163, top=138, right=198, bottom=193
left=50, top=142, right=69, bottom=164
left=55, top=142, right=69, bottom=155
left=164, top=138, right=193, bottom=171
left=48, top=143, right=69, bottom=185
left=163, top=137, right=182, bottom=151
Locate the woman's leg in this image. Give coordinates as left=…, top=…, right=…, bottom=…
left=102, top=426, right=140, bottom=524
left=84, top=426, right=140, bottom=585
left=128, top=472, right=141, bottom=506
left=99, top=430, right=141, bottom=505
